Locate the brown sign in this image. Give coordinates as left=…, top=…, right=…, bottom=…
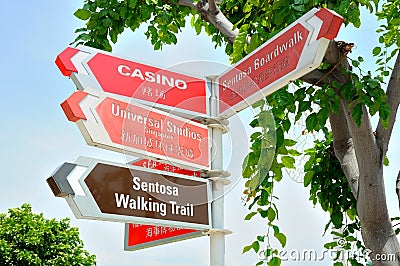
left=85, top=163, right=209, bottom=225
left=47, top=157, right=211, bottom=229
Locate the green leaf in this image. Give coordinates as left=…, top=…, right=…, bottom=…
left=109, top=29, right=118, bottom=44
left=252, top=241, right=260, bottom=252
left=242, top=154, right=254, bottom=178
left=324, top=241, right=337, bottom=249
left=242, top=244, right=252, bottom=253
left=281, top=156, right=295, bottom=169
left=74, top=9, right=91, bottom=20
left=306, top=113, right=318, bottom=131
left=231, top=24, right=249, bottom=63
left=303, top=171, right=314, bottom=187
left=346, top=207, right=357, bottom=220
left=194, top=20, right=202, bottom=35
left=259, top=209, right=268, bottom=218
left=284, top=139, right=297, bottom=147
left=269, top=257, right=281, bottom=266
left=282, top=119, right=291, bottom=132
left=267, top=207, right=276, bottom=222
left=384, top=156, right=389, bottom=166
left=257, top=235, right=265, bottom=242
left=351, top=59, right=360, bottom=67
left=274, top=232, right=287, bottom=247
left=351, top=104, right=363, bottom=127
left=243, top=2, right=252, bottom=13
left=249, top=173, right=262, bottom=190
left=287, top=149, right=301, bottom=156
left=372, top=46, right=381, bottom=56
left=260, top=189, right=269, bottom=205
left=298, top=101, right=310, bottom=115
left=379, top=103, right=391, bottom=128
left=242, top=166, right=253, bottom=179
left=245, top=212, right=258, bottom=220
left=331, top=212, right=343, bottom=228
left=250, top=34, right=260, bottom=51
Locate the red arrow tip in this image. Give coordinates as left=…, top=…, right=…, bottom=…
left=55, top=47, right=80, bottom=76
left=61, top=91, right=88, bottom=122
left=315, top=8, right=343, bottom=40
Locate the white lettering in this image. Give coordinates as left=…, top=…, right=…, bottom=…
left=132, top=176, right=179, bottom=196
left=115, top=193, right=167, bottom=216
left=169, top=201, right=194, bottom=216
left=117, top=65, right=131, bottom=76
left=117, top=64, right=188, bottom=90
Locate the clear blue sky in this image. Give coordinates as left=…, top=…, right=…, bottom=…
left=0, top=1, right=398, bottom=265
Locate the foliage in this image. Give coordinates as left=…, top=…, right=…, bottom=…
left=303, top=134, right=357, bottom=229
left=324, top=221, right=369, bottom=265
left=241, top=100, right=285, bottom=265
left=0, top=204, right=96, bottom=265
left=72, top=0, right=192, bottom=51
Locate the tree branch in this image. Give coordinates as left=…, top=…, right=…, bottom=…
left=329, top=104, right=359, bottom=198
left=301, top=41, right=353, bottom=92
left=208, top=0, right=218, bottom=13
left=375, top=51, right=400, bottom=159
left=172, top=0, right=238, bottom=44
left=201, top=7, right=238, bottom=44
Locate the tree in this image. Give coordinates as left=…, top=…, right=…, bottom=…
left=71, top=0, right=400, bottom=265
left=0, top=204, right=96, bottom=265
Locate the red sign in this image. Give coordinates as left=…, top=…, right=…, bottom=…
left=131, top=158, right=202, bottom=178
left=125, top=224, right=202, bottom=251
left=218, top=8, right=343, bottom=117
left=56, top=46, right=208, bottom=116
left=61, top=90, right=210, bottom=170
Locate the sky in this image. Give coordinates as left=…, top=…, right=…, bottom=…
left=0, top=1, right=399, bottom=266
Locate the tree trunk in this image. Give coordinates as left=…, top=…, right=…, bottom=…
left=323, top=44, right=400, bottom=265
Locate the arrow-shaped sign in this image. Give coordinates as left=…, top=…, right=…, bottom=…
left=56, top=46, right=209, bottom=117
left=47, top=156, right=212, bottom=230
left=61, top=89, right=210, bottom=170
left=218, top=8, right=343, bottom=118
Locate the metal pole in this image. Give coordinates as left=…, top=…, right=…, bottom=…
left=206, top=77, right=230, bottom=266
left=210, top=126, right=224, bottom=266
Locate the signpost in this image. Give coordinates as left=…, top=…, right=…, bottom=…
left=50, top=8, right=343, bottom=266
left=56, top=45, right=208, bottom=117
left=47, top=156, right=211, bottom=230
left=218, top=8, right=343, bottom=117
left=124, top=224, right=203, bottom=251
left=61, top=89, right=210, bottom=170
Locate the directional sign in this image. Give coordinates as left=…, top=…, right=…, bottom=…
left=124, top=224, right=203, bottom=251
left=61, top=89, right=210, bottom=170
left=125, top=159, right=203, bottom=250
left=46, top=156, right=212, bottom=230
left=55, top=45, right=209, bottom=117
left=218, top=8, right=343, bottom=117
